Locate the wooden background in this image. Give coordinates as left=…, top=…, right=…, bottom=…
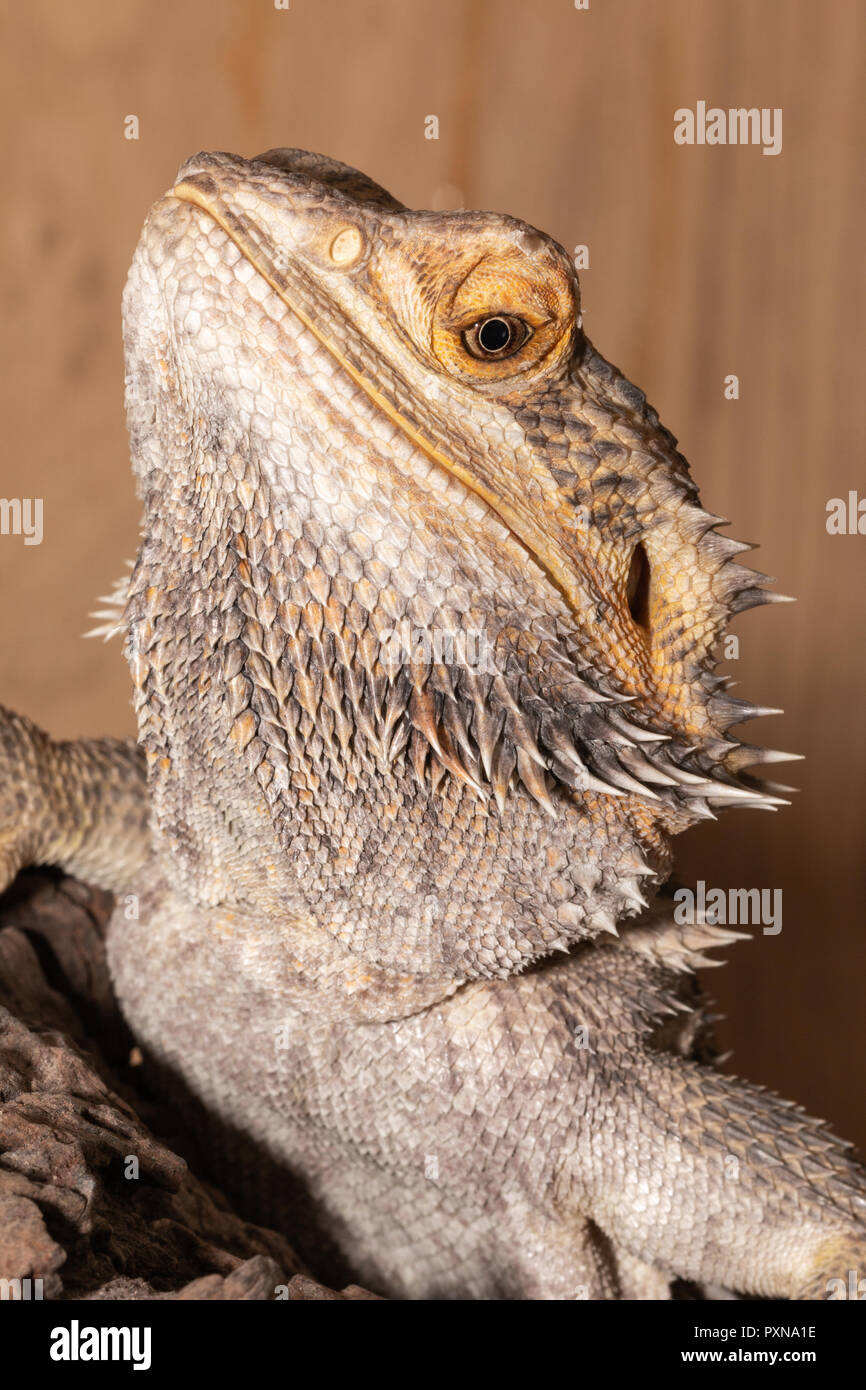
left=1, top=0, right=864, bottom=1149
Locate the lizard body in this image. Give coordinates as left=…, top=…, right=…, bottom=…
left=2, top=148, right=864, bottom=1298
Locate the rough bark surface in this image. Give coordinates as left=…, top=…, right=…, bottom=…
left=0, top=871, right=377, bottom=1301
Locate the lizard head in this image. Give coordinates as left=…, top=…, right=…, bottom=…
left=122, top=149, right=794, bottom=972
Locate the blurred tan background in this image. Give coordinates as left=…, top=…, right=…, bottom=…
left=1, top=0, right=864, bottom=1148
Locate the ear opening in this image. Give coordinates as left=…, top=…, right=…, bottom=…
left=626, top=542, right=652, bottom=633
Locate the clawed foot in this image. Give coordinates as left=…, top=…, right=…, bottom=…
left=794, top=1234, right=866, bottom=1300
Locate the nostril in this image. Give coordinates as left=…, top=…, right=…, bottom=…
left=626, top=543, right=651, bottom=632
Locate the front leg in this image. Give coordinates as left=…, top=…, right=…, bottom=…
left=587, top=1051, right=866, bottom=1298
left=0, top=705, right=149, bottom=893
left=568, top=943, right=866, bottom=1299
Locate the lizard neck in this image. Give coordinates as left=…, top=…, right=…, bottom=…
left=125, top=435, right=671, bottom=996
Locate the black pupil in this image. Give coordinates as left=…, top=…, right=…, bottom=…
left=478, top=317, right=512, bottom=353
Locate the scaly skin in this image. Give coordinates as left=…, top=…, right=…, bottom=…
left=1, top=148, right=864, bottom=1298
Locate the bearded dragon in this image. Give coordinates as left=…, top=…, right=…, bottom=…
left=1, top=148, right=864, bottom=1300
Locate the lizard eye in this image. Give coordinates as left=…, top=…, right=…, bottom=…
left=462, top=314, right=531, bottom=360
